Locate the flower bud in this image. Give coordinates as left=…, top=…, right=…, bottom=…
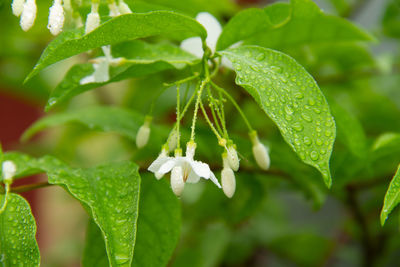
left=185, top=141, right=196, bottom=160
left=249, top=131, right=270, bottom=170
left=221, top=153, right=235, bottom=198
left=12, top=0, right=25, bottom=17
left=48, top=0, right=65, bottom=35
left=171, top=166, right=184, bottom=196
left=20, top=0, right=37, bottom=31
left=118, top=0, right=132, bottom=14
left=2, top=160, right=17, bottom=184
left=168, top=129, right=178, bottom=152
left=221, top=167, right=235, bottom=198
left=108, top=2, right=120, bottom=17
left=136, top=116, right=152, bottom=148
left=155, top=148, right=168, bottom=179
left=85, top=3, right=100, bottom=34
left=226, top=144, right=239, bottom=171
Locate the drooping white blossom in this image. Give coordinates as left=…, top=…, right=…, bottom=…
left=80, top=46, right=124, bottom=84
left=180, top=12, right=221, bottom=58
left=221, top=153, right=235, bottom=198
left=20, top=0, right=37, bottom=31
left=2, top=160, right=17, bottom=184
left=118, top=0, right=132, bottom=14
left=148, top=142, right=221, bottom=195
left=154, top=148, right=169, bottom=179
left=48, top=0, right=65, bottom=35
left=171, top=166, right=184, bottom=196
left=108, top=2, right=120, bottom=17
left=85, top=2, right=100, bottom=34
left=12, top=0, right=25, bottom=17
left=180, top=12, right=234, bottom=68
left=250, top=131, right=270, bottom=170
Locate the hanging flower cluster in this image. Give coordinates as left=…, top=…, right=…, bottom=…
left=11, top=0, right=131, bottom=35
left=133, top=13, right=270, bottom=198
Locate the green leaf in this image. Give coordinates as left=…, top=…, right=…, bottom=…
left=381, top=164, right=400, bottom=225
left=22, top=106, right=144, bottom=142
left=329, top=99, right=367, bottom=158
left=220, top=45, right=336, bottom=187
left=132, top=176, right=181, bottom=266
left=25, top=11, right=207, bottom=82
left=82, top=176, right=181, bottom=267
left=0, top=193, right=40, bottom=266
left=382, top=0, right=400, bottom=38
left=1, top=153, right=141, bottom=267
left=82, top=219, right=109, bottom=267
left=45, top=41, right=199, bottom=110
left=217, top=0, right=373, bottom=51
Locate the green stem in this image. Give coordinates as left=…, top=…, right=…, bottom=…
left=0, top=184, right=9, bottom=213
left=199, top=100, right=222, bottom=140
left=176, top=84, right=181, bottom=149
left=210, top=81, right=253, bottom=132
left=190, top=80, right=207, bottom=141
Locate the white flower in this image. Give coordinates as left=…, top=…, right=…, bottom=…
left=148, top=142, right=221, bottom=195
left=48, top=0, right=65, bottom=35
left=180, top=12, right=221, bottom=58
left=118, top=0, right=132, bottom=14
left=250, top=131, right=270, bottom=170
left=20, top=0, right=37, bottom=31
left=180, top=12, right=234, bottom=68
left=80, top=46, right=123, bottom=84
left=12, top=0, right=25, bottom=17
left=221, top=153, right=235, bottom=198
left=154, top=148, right=168, bottom=179
left=85, top=3, right=100, bottom=34
left=171, top=166, right=184, bottom=196
left=2, top=160, right=17, bottom=184
left=108, top=2, right=120, bottom=17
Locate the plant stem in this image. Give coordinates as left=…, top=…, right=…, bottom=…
left=210, top=81, right=253, bottom=131
left=199, top=100, right=222, bottom=140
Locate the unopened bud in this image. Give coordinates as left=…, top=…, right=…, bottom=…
left=108, top=2, right=120, bottom=17
left=226, top=144, right=239, bottom=171
left=168, top=129, right=178, bottom=152
left=136, top=116, right=152, bottom=148
left=12, top=0, right=25, bottom=17
left=2, top=161, right=17, bottom=184
left=20, top=0, right=37, bottom=31
left=250, top=131, right=270, bottom=170
left=48, top=0, right=65, bottom=35
left=171, top=166, right=184, bottom=196
left=85, top=3, right=100, bottom=34
left=185, top=141, right=196, bottom=159
left=118, top=0, right=132, bottom=14
left=221, top=153, right=235, bottom=198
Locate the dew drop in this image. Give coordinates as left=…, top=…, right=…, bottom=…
left=316, top=138, right=323, bottom=146
left=325, top=130, right=332, bottom=137
left=285, top=105, right=294, bottom=115
left=256, top=53, right=265, bottom=61
left=294, top=92, right=304, bottom=99
left=310, top=151, right=319, bottom=161
left=301, top=112, right=312, bottom=122
left=308, top=98, right=316, bottom=106
left=303, top=136, right=312, bottom=145
left=270, top=66, right=282, bottom=73
left=292, top=122, right=303, bottom=132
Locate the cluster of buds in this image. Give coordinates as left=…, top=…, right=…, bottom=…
left=11, top=0, right=131, bottom=35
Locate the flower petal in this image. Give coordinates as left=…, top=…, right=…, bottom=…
left=180, top=37, right=203, bottom=58
left=148, top=156, right=171, bottom=173
left=186, top=170, right=201, bottom=183
left=189, top=160, right=211, bottom=178
left=209, top=172, right=222, bottom=188
left=158, top=159, right=178, bottom=174
left=196, top=12, right=221, bottom=52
